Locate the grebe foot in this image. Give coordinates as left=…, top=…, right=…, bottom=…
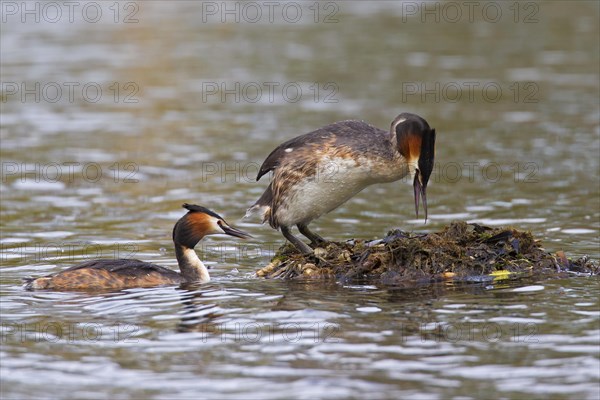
left=282, top=226, right=313, bottom=254
left=297, top=224, right=326, bottom=246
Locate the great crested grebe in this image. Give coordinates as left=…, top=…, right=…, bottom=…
left=24, top=204, right=252, bottom=290
left=245, top=112, right=436, bottom=254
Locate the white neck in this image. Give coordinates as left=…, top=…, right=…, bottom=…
left=175, top=246, right=210, bottom=283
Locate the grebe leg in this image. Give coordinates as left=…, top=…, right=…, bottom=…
left=297, top=224, right=325, bottom=245
left=281, top=226, right=313, bottom=254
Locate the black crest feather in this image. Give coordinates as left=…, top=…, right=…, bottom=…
left=182, top=203, right=223, bottom=220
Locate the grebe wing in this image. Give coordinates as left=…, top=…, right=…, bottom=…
left=256, top=120, right=386, bottom=180
left=52, top=259, right=181, bottom=280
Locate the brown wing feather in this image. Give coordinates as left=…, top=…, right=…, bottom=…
left=256, top=130, right=329, bottom=181
left=253, top=120, right=392, bottom=228
left=256, top=120, right=388, bottom=181
left=24, top=259, right=181, bottom=290
left=59, top=259, right=179, bottom=277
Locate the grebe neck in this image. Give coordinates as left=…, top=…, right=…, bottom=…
left=175, top=245, right=210, bottom=283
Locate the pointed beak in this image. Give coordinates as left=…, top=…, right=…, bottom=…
left=220, top=222, right=253, bottom=239
left=413, top=173, right=428, bottom=222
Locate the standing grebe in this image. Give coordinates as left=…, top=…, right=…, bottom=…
left=245, top=113, right=436, bottom=254
left=24, top=204, right=252, bottom=290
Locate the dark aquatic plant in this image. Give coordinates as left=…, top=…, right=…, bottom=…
left=256, top=222, right=599, bottom=285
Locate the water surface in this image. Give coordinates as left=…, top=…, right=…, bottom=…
left=1, top=2, right=599, bottom=399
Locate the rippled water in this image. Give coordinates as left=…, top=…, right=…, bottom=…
left=1, top=2, right=599, bottom=399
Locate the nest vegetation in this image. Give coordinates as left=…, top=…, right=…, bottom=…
left=256, top=222, right=599, bottom=285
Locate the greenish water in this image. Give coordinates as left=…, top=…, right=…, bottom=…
left=1, top=2, right=599, bottom=399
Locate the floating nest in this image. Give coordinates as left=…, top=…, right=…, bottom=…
left=256, top=222, right=599, bottom=285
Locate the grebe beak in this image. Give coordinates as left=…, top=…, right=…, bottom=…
left=413, top=172, right=428, bottom=222
left=219, top=221, right=253, bottom=239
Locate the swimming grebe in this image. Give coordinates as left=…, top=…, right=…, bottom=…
left=245, top=113, right=436, bottom=254
left=24, top=204, right=252, bottom=290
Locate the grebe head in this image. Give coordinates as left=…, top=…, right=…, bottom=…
left=392, top=113, right=436, bottom=221
left=173, top=203, right=252, bottom=248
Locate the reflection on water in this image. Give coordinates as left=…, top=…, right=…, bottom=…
left=2, top=279, right=599, bottom=399
left=1, top=1, right=599, bottom=399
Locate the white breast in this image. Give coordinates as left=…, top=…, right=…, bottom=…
left=274, top=156, right=412, bottom=227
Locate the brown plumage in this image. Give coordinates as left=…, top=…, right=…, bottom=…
left=246, top=113, right=436, bottom=254
left=24, top=260, right=182, bottom=290
left=24, top=204, right=251, bottom=291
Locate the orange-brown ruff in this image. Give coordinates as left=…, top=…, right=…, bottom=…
left=246, top=112, right=436, bottom=254
left=24, top=204, right=251, bottom=291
